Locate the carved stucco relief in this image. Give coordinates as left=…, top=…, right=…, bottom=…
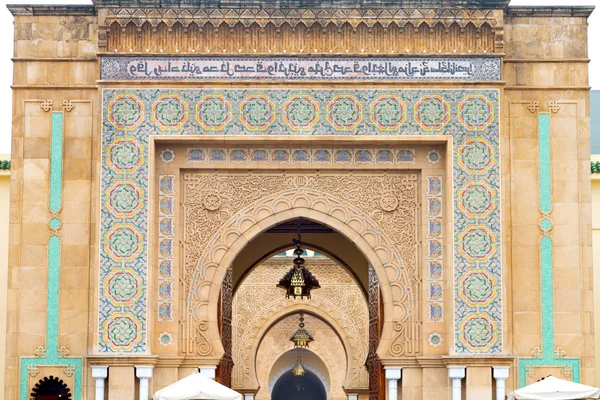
left=233, top=258, right=369, bottom=390
left=181, top=170, right=420, bottom=358
left=254, top=314, right=347, bottom=400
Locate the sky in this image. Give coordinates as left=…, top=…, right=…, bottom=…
left=0, top=0, right=597, bottom=154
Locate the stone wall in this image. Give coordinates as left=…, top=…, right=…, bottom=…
left=7, top=9, right=98, bottom=400
left=504, top=8, right=594, bottom=386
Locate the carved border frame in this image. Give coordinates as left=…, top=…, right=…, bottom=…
left=98, top=88, right=502, bottom=356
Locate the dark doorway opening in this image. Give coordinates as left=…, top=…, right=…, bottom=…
left=30, top=376, right=72, bottom=400
left=272, top=369, right=327, bottom=400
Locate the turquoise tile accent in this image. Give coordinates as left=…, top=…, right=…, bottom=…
left=48, top=217, right=61, bottom=230
left=46, top=235, right=60, bottom=354
left=538, top=114, right=552, bottom=214
left=539, top=218, right=553, bottom=232
left=19, top=112, right=82, bottom=400
left=517, top=112, right=580, bottom=387
left=540, top=235, right=555, bottom=350
left=49, top=113, right=63, bottom=213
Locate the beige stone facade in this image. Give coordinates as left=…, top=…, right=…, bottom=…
left=4, top=0, right=595, bottom=399
left=0, top=156, right=11, bottom=400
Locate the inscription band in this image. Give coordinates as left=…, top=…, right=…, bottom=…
left=100, top=56, right=501, bottom=81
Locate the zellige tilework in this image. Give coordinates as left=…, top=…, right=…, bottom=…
left=100, top=88, right=501, bottom=354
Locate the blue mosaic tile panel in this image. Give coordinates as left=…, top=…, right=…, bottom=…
left=158, top=175, right=175, bottom=322
left=426, top=176, right=444, bottom=322
left=100, top=88, right=501, bottom=354
left=186, top=147, right=416, bottom=164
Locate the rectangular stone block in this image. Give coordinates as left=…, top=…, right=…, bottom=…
left=108, top=366, right=135, bottom=400
left=401, top=368, right=423, bottom=400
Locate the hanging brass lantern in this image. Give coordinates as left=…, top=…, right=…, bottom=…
left=290, top=313, right=313, bottom=348
left=292, top=351, right=305, bottom=377
left=277, top=233, right=320, bottom=299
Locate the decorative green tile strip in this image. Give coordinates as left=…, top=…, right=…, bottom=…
left=19, top=112, right=82, bottom=400
left=591, top=161, right=600, bottom=174
left=518, top=112, right=580, bottom=387
left=0, top=160, right=11, bottom=170
left=49, top=113, right=63, bottom=213
left=540, top=235, right=554, bottom=351
left=538, top=114, right=552, bottom=214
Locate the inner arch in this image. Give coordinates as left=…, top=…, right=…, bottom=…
left=272, top=369, right=326, bottom=400
left=200, top=204, right=407, bottom=358
left=268, top=349, right=330, bottom=396
left=232, top=249, right=368, bottom=392
left=232, top=218, right=369, bottom=296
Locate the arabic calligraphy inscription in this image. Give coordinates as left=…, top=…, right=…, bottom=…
left=101, top=57, right=501, bottom=81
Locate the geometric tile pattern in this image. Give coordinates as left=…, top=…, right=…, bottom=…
left=100, top=88, right=501, bottom=354
left=158, top=175, right=175, bottom=321
left=428, top=332, right=443, bottom=347
left=186, top=147, right=417, bottom=165
left=426, top=176, right=444, bottom=323
left=160, top=149, right=175, bottom=163
left=426, top=149, right=441, bottom=165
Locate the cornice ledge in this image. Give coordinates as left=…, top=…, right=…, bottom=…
left=93, top=0, right=511, bottom=8
left=87, top=355, right=223, bottom=367
left=86, top=355, right=160, bottom=366
left=100, top=7, right=501, bottom=28
left=441, top=355, right=515, bottom=366
left=379, top=356, right=446, bottom=367
left=380, top=356, right=514, bottom=368
left=506, top=6, right=595, bottom=19
left=158, top=356, right=224, bottom=366
left=7, top=4, right=96, bottom=16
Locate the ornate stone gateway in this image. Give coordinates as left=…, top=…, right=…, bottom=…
left=99, top=88, right=502, bottom=356
left=179, top=169, right=420, bottom=360
left=5, top=0, right=595, bottom=399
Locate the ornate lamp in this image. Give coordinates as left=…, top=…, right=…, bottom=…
left=292, top=351, right=305, bottom=377
left=277, top=232, right=320, bottom=299
left=290, top=313, right=313, bottom=348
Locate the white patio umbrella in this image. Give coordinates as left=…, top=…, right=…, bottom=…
left=507, top=376, right=600, bottom=400
left=153, top=372, right=243, bottom=400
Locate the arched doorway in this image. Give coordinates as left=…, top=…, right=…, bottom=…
left=232, top=245, right=369, bottom=399
left=272, top=369, right=327, bottom=400
left=30, top=376, right=72, bottom=400
left=181, top=175, right=420, bottom=362
left=229, top=227, right=369, bottom=397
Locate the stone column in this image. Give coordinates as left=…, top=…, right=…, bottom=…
left=448, top=366, right=466, bottom=400
left=347, top=394, right=359, bottom=400
left=385, top=367, right=402, bottom=400
left=493, top=366, right=510, bottom=400
left=136, top=366, right=154, bottom=400
left=91, top=366, right=108, bottom=400
left=199, top=366, right=217, bottom=379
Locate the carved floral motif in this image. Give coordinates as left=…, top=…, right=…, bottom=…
left=182, top=171, right=419, bottom=359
